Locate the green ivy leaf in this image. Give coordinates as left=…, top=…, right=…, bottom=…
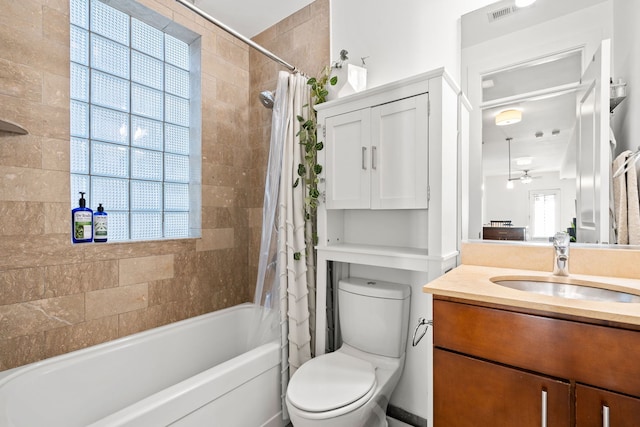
left=293, top=178, right=300, bottom=188
left=314, top=164, right=323, bottom=174
left=297, top=164, right=306, bottom=176
left=330, top=76, right=338, bottom=86
left=293, top=252, right=301, bottom=261
left=310, top=188, right=320, bottom=198
left=316, top=141, right=324, bottom=151
left=307, top=77, right=317, bottom=85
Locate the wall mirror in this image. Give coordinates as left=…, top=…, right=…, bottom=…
left=461, top=0, right=634, bottom=246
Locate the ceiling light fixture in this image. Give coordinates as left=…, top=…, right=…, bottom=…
left=515, top=0, right=536, bottom=8
left=482, top=79, right=495, bottom=89
left=495, top=109, right=522, bottom=126
left=516, top=156, right=533, bottom=166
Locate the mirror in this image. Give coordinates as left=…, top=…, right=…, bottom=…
left=481, top=50, right=582, bottom=243
left=461, top=0, right=636, bottom=246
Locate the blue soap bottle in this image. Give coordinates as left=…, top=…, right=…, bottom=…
left=93, top=203, right=108, bottom=243
left=72, top=192, right=93, bottom=243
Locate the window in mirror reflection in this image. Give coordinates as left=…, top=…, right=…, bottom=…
left=530, top=190, right=560, bottom=240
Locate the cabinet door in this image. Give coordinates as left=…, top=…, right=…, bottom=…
left=370, top=94, right=429, bottom=209
left=325, top=109, right=371, bottom=209
left=434, top=349, right=571, bottom=427
left=576, top=384, right=640, bottom=426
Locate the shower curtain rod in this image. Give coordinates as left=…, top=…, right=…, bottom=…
left=174, top=0, right=300, bottom=74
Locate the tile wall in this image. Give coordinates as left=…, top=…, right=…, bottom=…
left=247, top=0, right=330, bottom=296
left=0, top=0, right=328, bottom=371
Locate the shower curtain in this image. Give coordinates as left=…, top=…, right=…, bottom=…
left=253, top=70, right=314, bottom=421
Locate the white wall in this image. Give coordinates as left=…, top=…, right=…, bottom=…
left=611, top=0, right=640, bottom=161
left=330, top=0, right=495, bottom=88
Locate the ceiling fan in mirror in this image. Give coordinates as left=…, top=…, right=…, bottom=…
left=506, top=137, right=541, bottom=188
left=510, top=169, right=542, bottom=184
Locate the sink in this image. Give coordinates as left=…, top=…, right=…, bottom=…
left=491, top=277, right=640, bottom=303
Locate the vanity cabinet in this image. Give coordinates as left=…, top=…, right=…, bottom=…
left=324, top=94, right=429, bottom=210
left=433, top=298, right=640, bottom=426
left=576, top=384, right=640, bottom=426
left=434, top=348, right=571, bottom=426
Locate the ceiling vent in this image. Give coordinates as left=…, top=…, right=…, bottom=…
left=487, top=5, right=518, bottom=22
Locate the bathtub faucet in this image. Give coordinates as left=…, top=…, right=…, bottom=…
left=552, top=231, right=570, bottom=276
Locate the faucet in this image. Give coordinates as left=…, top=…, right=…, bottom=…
left=552, top=231, right=570, bottom=276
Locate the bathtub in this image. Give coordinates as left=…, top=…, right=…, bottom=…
left=0, top=303, right=282, bottom=427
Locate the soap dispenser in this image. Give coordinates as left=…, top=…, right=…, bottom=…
left=72, top=192, right=93, bottom=243
left=93, top=203, right=108, bottom=243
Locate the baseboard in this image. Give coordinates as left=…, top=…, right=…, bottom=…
left=387, top=404, right=428, bottom=427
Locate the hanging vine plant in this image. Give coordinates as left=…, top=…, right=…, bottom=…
left=295, top=66, right=337, bottom=252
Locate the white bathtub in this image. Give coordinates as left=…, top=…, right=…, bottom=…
left=0, top=303, right=282, bottom=427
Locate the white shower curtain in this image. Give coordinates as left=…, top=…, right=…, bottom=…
left=277, top=71, right=314, bottom=376
left=253, top=70, right=315, bottom=421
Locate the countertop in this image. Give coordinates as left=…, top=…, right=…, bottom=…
left=423, top=264, right=640, bottom=326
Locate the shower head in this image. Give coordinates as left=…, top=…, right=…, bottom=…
left=259, top=90, right=274, bottom=109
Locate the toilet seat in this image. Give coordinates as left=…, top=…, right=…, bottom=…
left=287, top=352, right=377, bottom=414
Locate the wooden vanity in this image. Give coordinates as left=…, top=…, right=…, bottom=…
left=424, top=251, right=640, bottom=426
left=433, top=297, right=640, bottom=426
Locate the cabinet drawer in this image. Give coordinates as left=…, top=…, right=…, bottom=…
left=576, top=384, right=640, bottom=426
left=434, top=348, right=571, bottom=426
left=434, top=299, right=640, bottom=397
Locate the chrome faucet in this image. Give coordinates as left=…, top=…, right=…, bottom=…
left=552, top=232, right=570, bottom=276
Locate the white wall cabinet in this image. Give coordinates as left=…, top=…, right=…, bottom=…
left=314, top=68, right=470, bottom=423
left=325, top=94, right=429, bottom=209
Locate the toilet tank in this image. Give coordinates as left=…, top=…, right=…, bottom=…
left=338, top=277, right=411, bottom=358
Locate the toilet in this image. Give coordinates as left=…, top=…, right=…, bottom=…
left=286, top=277, right=411, bottom=427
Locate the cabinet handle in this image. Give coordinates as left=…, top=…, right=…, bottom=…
left=362, top=147, right=367, bottom=170
left=372, top=146, right=377, bottom=170
left=602, top=404, right=610, bottom=427
left=541, top=390, right=547, bottom=427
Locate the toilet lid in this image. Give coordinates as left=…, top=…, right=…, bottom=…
left=287, top=352, right=376, bottom=413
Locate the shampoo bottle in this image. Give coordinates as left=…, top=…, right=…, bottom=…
left=93, top=203, right=108, bottom=243
left=72, top=192, right=93, bottom=243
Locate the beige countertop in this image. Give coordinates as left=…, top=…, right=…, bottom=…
left=423, top=264, right=640, bottom=326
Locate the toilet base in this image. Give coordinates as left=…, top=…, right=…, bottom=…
left=288, top=393, right=389, bottom=427
left=286, top=346, right=406, bottom=427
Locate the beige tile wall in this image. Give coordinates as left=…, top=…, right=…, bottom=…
left=0, top=0, right=327, bottom=371
left=248, top=0, right=330, bottom=297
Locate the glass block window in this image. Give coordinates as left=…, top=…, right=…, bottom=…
left=70, top=0, right=199, bottom=242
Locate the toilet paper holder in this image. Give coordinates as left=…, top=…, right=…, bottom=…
left=412, top=317, right=433, bottom=347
